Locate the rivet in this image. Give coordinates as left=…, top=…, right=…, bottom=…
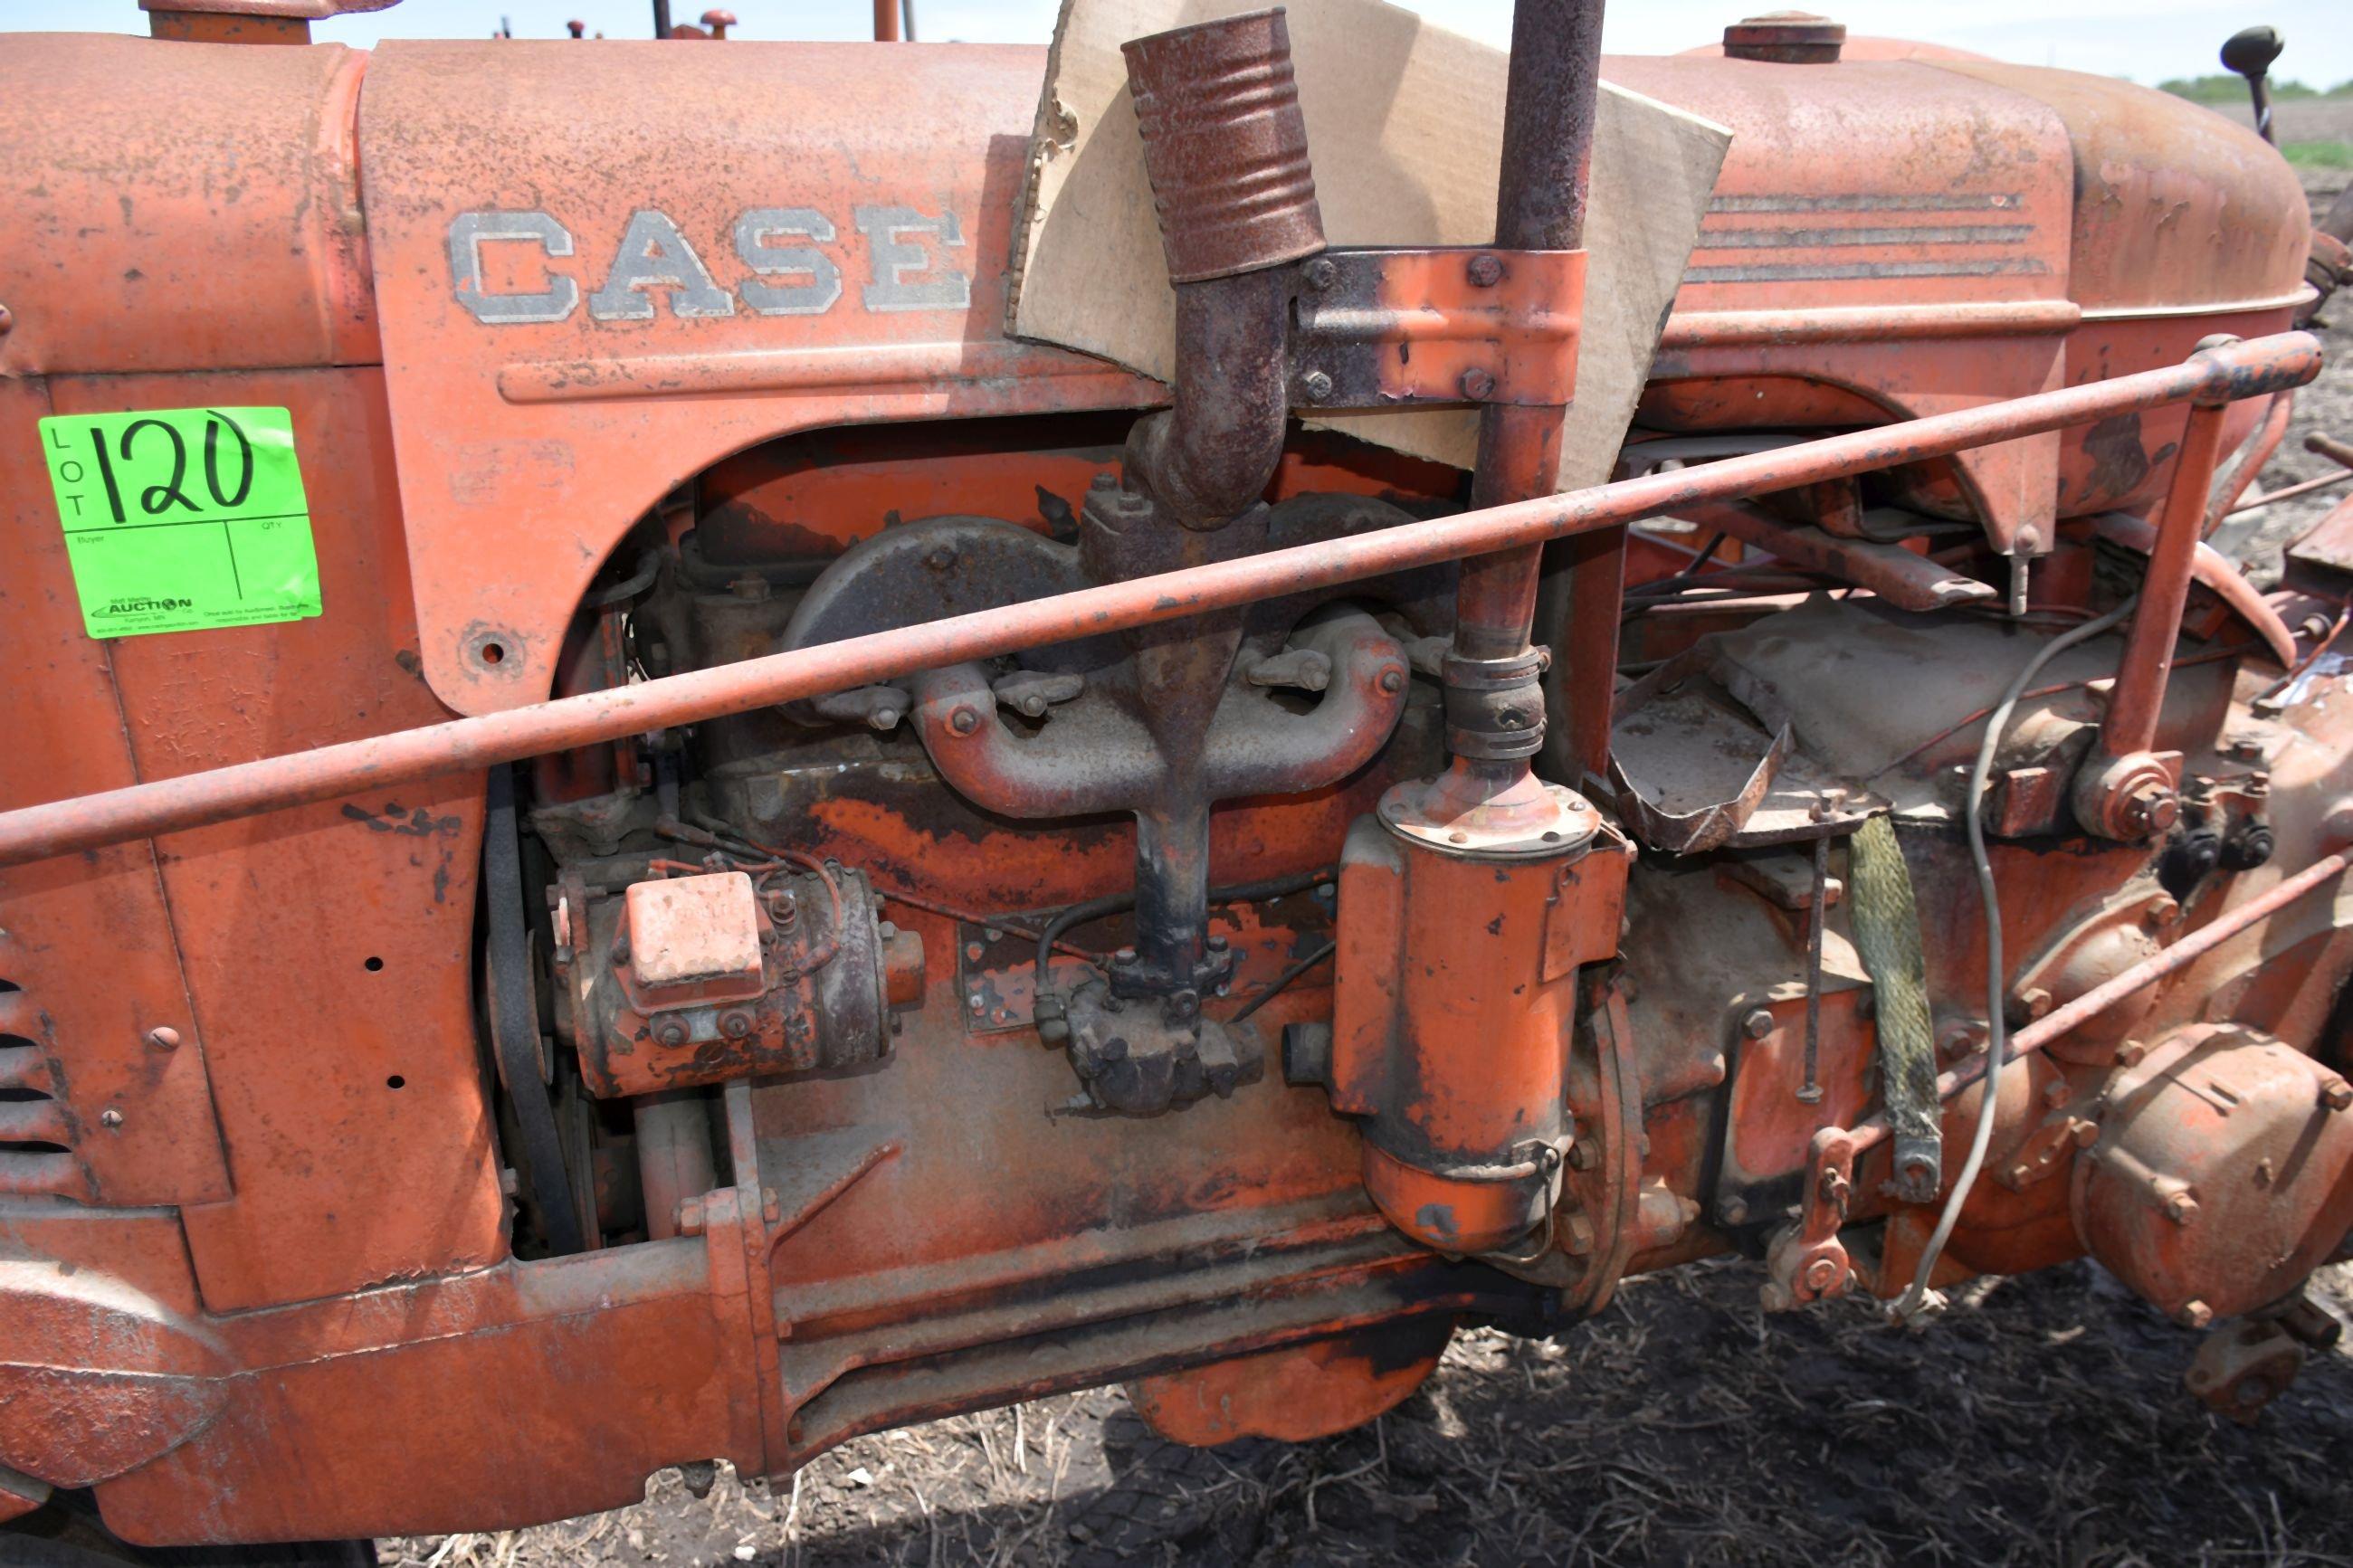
left=1459, top=366, right=1497, bottom=401
left=145, top=1025, right=182, bottom=1051
left=1466, top=254, right=1503, bottom=287
left=100, top=1108, right=124, bottom=1128
left=948, top=706, right=980, bottom=736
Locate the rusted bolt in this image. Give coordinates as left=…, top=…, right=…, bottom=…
left=100, top=1107, right=123, bottom=1129
left=2071, top=1119, right=2101, bottom=1148
left=1466, top=253, right=1503, bottom=287
left=1567, top=1140, right=1598, bottom=1172
left=1299, top=369, right=1334, bottom=402
left=965, top=942, right=986, bottom=963
left=1205, top=934, right=1228, bottom=954
left=948, top=706, right=980, bottom=736
left=1459, top=366, right=1497, bottom=401
left=655, top=1020, right=688, bottom=1048
left=2166, top=1191, right=2200, bottom=1225
left=1741, top=1007, right=1776, bottom=1041
left=768, top=889, right=797, bottom=927
left=1561, top=1212, right=1596, bottom=1256
left=1302, top=255, right=1338, bottom=290
left=2144, top=895, right=2181, bottom=928
left=611, top=936, right=632, bottom=967
left=1378, top=667, right=1405, bottom=694
left=0, top=304, right=13, bottom=336
left=1803, top=1257, right=1843, bottom=1293
left=2115, top=1038, right=2148, bottom=1068
left=2014, top=985, right=2053, bottom=1022
left=1720, top=1196, right=1749, bottom=1225
left=967, top=993, right=986, bottom=1014
left=729, top=575, right=770, bottom=603
left=923, top=543, right=958, bottom=571
left=719, top=1010, right=754, bottom=1041
left=145, top=1025, right=181, bottom=1051
left=2177, top=1298, right=2215, bottom=1329
left=2320, top=1076, right=2353, bottom=1112
left=2041, top=1077, right=2071, bottom=1107
left=2126, top=784, right=2180, bottom=839
left=675, top=1197, right=707, bottom=1237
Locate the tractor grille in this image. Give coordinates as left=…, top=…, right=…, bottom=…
left=0, top=976, right=85, bottom=1199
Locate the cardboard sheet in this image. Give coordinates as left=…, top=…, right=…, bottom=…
left=1009, top=0, right=1731, bottom=487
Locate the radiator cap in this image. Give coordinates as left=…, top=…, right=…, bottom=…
left=1724, top=11, right=1847, bottom=63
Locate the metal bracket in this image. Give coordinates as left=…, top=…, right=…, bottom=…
left=1290, top=246, right=1586, bottom=412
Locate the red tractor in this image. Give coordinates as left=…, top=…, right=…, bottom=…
left=0, top=0, right=2346, bottom=1556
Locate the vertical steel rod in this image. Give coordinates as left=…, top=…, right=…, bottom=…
left=2100, top=396, right=2232, bottom=764
left=1430, top=0, right=1609, bottom=827
left=1798, top=832, right=1829, bottom=1105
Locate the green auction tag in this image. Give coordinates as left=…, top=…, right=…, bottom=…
left=39, top=405, right=322, bottom=639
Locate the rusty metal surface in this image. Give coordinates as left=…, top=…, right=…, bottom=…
left=2075, top=1025, right=2353, bottom=1324
left=1119, top=9, right=1324, bottom=284
left=9, top=19, right=2353, bottom=1549
left=42, top=366, right=506, bottom=1312
left=1290, top=246, right=1586, bottom=410
left=0, top=34, right=376, bottom=375
left=1672, top=497, right=1996, bottom=611
left=354, top=38, right=1156, bottom=716
left=0, top=381, right=233, bottom=1210
left=0, top=333, right=2319, bottom=871
left=1721, top=12, right=1846, bottom=64
left=1323, top=811, right=1626, bottom=1255
left=1931, top=61, right=2312, bottom=318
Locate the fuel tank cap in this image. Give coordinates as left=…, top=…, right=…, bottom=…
left=1723, top=11, right=1846, bottom=63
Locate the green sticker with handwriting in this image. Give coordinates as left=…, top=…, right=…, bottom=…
left=39, top=405, right=321, bottom=639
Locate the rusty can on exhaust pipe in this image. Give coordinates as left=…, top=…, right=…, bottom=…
left=1122, top=7, right=1324, bottom=282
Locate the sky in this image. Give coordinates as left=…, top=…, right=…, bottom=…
left=5, top=0, right=2347, bottom=90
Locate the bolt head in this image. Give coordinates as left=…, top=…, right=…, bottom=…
left=1803, top=1256, right=1842, bottom=1292
left=656, top=1021, right=688, bottom=1048
left=719, top=1010, right=753, bottom=1041
left=948, top=706, right=980, bottom=736
left=1300, top=369, right=1334, bottom=402
left=1561, top=1212, right=1596, bottom=1256
left=924, top=544, right=958, bottom=571
left=0, top=304, right=13, bottom=335
left=2127, top=784, right=2180, bottom=838
left=145, top=1025, right=182, bottom=1051
left=1741, top=1007, right=1776, bottom=1040
left=1459, top=366, right=1497, bottom=401
left=2166, top=1192, right=2200, bottom=1224
left=2321, top=1077, right=2353, bottom=1112
left=1721, top=1197, right=1749, bottom=1225
left=2177, top=1298, right=2215, bottom=1329
left=1378, top=667, right=1405, bottom=694
left=100, top=1107, right=123, bottom=1129
left=1303, top=255, right=1338, bottom=290
left=1466, top=253, right=1503, bottom=287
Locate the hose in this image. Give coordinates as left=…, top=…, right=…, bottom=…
left=1891, top=596, right=2138, bottom=1321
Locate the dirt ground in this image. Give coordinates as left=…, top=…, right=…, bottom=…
left=385, top=193, right=2353, bottom=1568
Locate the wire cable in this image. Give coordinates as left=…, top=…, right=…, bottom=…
left=1891, top=595, right=2138, bottom=1321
